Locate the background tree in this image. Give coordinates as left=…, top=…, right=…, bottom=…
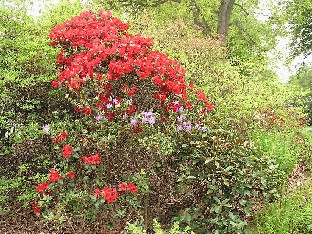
left=287, top=0, right=312, bottom=56
left=290, top=66, right=312, bottom=125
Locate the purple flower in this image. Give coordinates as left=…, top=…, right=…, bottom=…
left=176, top=125, right=183, bottom=131
left=149, top=116, right=156, bottom=125
left=123, top=114, right=129, bottom=119
left=178, top=106, right=184, bottom=113
left=201, top=126, right=207, bottom=132
left=142, top=116, right=148, bottom=123
left=95, top=115, right=103, bottom=121
left=113, top=98, right=119, bottom=104
left=106, top=103, right=113, bottom=109
left=177, top=115, right=184, bottom=122
left=182, top=121, right=191, bottom=127
left=42, top=124, right=50, bottom=132
left=130, top=119, right=138, bottom=126
left=195, top=124, right=200, bottom=129
left=185, top=125, right=192, bottom=131
left=173, top=100, right=179, bottom=105
left=143, top=111, right=154, bottom=117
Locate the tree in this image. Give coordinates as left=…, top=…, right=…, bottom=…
left=96, top=0, right=239, bottom=45
left=287, top=0, right=312, bottom=56
left=290, top=66, right=312, bottom=125
left=217, top=0, right=235, bottom=45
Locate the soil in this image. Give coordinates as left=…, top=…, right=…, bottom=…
left=0, top=208, right=123, bottom=234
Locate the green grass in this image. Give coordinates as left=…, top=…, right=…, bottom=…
left=249, top=129, right=300, bottom=177
left=250, top=180, right=312, bottom=234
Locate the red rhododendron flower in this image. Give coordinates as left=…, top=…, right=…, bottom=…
left=127, top=87, right=137, bottom=96
left=49, top=168, right=61, bottom=183
left=127, top=183, right=138, bottom=193
left=132, top=125, right=143, bottom=133
left=60, top=131, right=67, bottom=139
left=94, top=188, right=102, bottom=197
left=186, top=102, right=193, bottom=109
left=36, top=182, right=49, bottom=193
left=51, top=80, right=59, bottom=88
left=82, top=106, right=92, bottom=115
left=194, top=90, right=208, bottom=102
left=126, top=104, right=137, bottom=115
left=32, top=201, right=41, bottom=214
left=82, top=153, right=101, bottom=165
left=54, top=131, right=67, bottom=143
left=122, top=84, right=128, bottom=91
left=67, top=171, right=75, bottom=180
left=62, top=144, right=73, bottom=158
left=119, top=183, right=128, bottom=191
left=205, top=104, right=214, bottom=111
left=102, top=187, right=118, bottom=203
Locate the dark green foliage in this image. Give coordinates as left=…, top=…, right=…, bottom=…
left=170, top=125, right=282, bottom=233
left=290, top=66, right=312, bottom=125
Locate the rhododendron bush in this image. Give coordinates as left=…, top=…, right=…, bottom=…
left=33, top=9, right=214, bottom=225
left=32, top=10, right=281, bottom=232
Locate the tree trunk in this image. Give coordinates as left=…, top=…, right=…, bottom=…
left=217, top=0, right=235, bottom=46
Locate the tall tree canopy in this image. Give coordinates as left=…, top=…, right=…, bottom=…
left=287, top=0, right=312, bottom=56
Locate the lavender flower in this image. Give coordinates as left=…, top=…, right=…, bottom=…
left=123, top=114, right=129, bottom=119
left=143, top=111, right=154, bottom=117
left=112, top=98, right=119, bottom=104
left=173, top=100, right=179, bottom=105
left=201, top=126, right=207, bottom=132
left=177, top=115, right=185, bottom=122
left=182, top=121, right=192, bottom=131
left=130, top=119, right=138, bottom=126
left=149, top=116, right=156, bottom=125
left=178, top=106, right=184, bottom=113
left=106, top=103, right=113, bottom=109
left=42, top=124, right=50, bottom=132
left=142, top=116, right=148, bottom=123
left=185, top=125, right=192, bottom=131
left=176, top=125, right=183, bottom=131
left=95, top=115, right=103, bottom=121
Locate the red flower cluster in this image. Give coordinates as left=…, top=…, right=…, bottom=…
left=49, top=168, right=61, bottom=183
left=94, top=182, right=138, bottom=203
left=67, top=171, right=75, bottom=180
left=54, top=131, right=68, bottom=143
left=94, top=187, right=118, bottom=203
left=82, top=153, right=101, bottom=165
left=119, top=182, right=138, bottom=193
left=32, top=201, right=41, bottom=214
left=36, top=182, right=48, bottom=193
left=102, top=187, right=118, bottom=203
left=62, top=144, right=73, bottom=158
left=49, top=10, right=200, bottom=121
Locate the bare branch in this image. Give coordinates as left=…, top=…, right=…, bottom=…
left=233, top=3, right=249, bottom=16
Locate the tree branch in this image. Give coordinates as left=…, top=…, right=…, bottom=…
left=189, top=0, right=212, bottom=36
left=233, top=3, right=249, bottom=16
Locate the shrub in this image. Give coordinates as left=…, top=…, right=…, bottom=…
left=27, top=10, right=287, bottom=234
